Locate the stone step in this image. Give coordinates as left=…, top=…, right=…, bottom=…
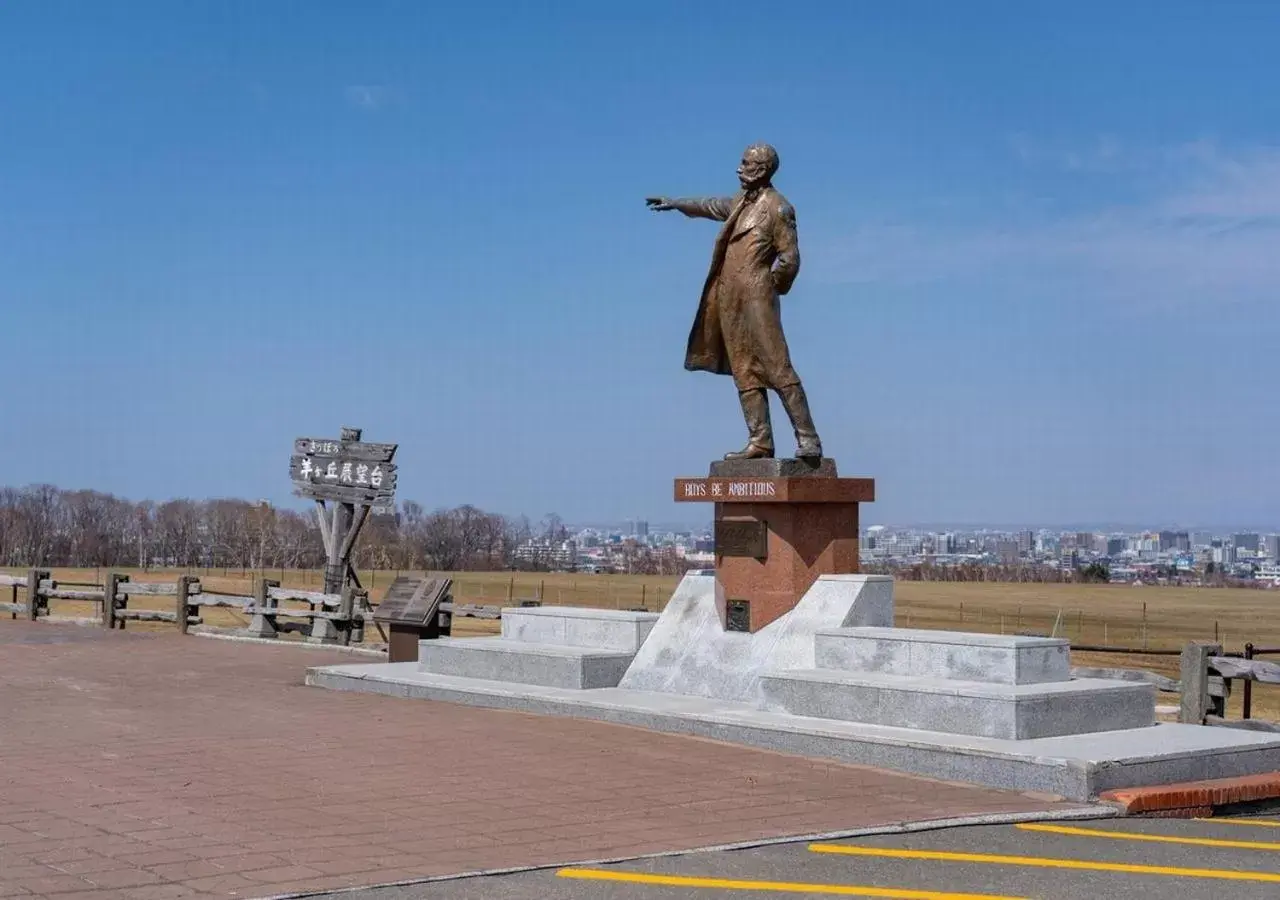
left=758, top=669, right=1155, bottom=740
left=418, top=638, right=636, bottom=690
left=815, top=627, right=1070, bottom=685
left=501, top=606, right=659, bottom=653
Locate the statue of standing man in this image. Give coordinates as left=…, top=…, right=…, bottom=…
left=647, top=143, right=822, bottom=461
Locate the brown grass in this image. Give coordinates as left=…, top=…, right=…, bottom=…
left=7, top=567, right=1279, bottom=719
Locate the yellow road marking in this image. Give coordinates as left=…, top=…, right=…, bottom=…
left=1198, top=817, right=1280, bottom=829
left=1018, top=821, right=1280, bottom=851
left=555, top=866, right=1029, bottom=899
left=808, top=843, right=1280, bottom=883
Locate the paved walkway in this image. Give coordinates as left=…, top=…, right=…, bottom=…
left=0, top=621, right=1088, bottom=899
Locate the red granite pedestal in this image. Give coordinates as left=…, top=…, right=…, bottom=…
left=674, top=459, right=875, bottom=633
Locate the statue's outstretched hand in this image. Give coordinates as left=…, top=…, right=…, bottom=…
left=646, top=196, right=675, bottom=212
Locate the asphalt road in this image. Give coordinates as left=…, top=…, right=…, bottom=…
left=330, top=812, right=1280, bottom=900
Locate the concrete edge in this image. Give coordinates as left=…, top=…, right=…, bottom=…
left=251, top=805, right=1115, bottom=900
left=193, top=632, right=387, bottom=657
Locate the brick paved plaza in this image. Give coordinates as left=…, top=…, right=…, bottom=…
left=0, top=621, right=1087, bottom=899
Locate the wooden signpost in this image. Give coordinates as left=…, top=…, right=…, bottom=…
left=290, top=426, right=398, bottom=596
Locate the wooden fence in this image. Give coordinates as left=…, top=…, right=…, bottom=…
left=0, top=569, right=508, bottom=646
left=1081, top=641, right=1280, bottom=734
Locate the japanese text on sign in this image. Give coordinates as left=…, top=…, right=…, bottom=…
left=298, top=458, right=386, bottom=488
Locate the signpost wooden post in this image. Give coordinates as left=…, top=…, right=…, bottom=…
left=290, top=426, right=398, bottom=640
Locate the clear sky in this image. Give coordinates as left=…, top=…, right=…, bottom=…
left=2, top=2, right=1278, bottom=529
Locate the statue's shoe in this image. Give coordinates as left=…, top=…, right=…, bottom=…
left=795, top=437, right=823, bottom=459
left=724, top=443, right=774, bottom=461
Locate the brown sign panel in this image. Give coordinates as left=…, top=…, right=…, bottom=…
left=294, top=437, right=397, bottom=463
left=292, top=481, right=396, bottom=506
left=374, top=576, right=452, bottom=625
left=674, top=477, right=875, bottom=504
left=716, top=518, right=768, bottom=559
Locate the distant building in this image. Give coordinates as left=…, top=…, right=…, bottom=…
left=1235, top=533, right=1261, bottom=552
left=1159, top=531, right=1190, bottom=552
left=1106, top=537, right=1126, bottom=557
left=1267, top=535, right=1280, bottom=561
left=1017, top=530, right=1034, bottom=556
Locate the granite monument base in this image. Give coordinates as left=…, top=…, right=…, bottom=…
left=416, top=606, right=659, bottom=690
left=306, top=573, right=1280, bottom=801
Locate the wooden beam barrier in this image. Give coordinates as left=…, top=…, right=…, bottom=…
left=116, top=609, right=179, bottom=624
left=1209, top=656, right=1280, bottom=685
left=44, top=589, right=105, bottom=602
left=267, top=587, right=343, bottom=608
left=193, top=595, right=253, bottom=609
left=1069, top=666, right=1180, bottom=693
left=1205, top=715, right=1280, bottom=734
left=1, top=574, right=24, bottom=618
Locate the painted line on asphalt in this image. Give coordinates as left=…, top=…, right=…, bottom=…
left=556, top=867, right=1028, bottom=899
left=1018, top=822, right=1280, bottom=852
left=807, top=843, right=1280, bottom=883
left=1198, top=817, right=1280, bottom=829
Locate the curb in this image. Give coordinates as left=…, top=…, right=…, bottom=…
left=1101, top=771, right=1280, bottom=817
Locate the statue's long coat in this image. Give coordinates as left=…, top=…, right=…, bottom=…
left=674, top=186, right=802, bottom=392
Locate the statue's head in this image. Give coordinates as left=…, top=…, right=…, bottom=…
left=737, top=143, right=779, bottom=189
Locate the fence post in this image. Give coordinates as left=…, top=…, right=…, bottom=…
left=103, top=572, right=121, bottom=629
left=176, top=575, right=194, bottom=635
left=1179, top=640, right=1221, bottom=725
left=336, top=585, right=355, bottom=647
left=1243, top=642, right=1255, bottom=720
left=246, top=578, right=279, bottom=639
left=350, top=588, right=367, bottom=644
left=26, top=568, right=47, bottom=621
left=115, top=573, right=130, bottom=629
left=8, top=580, right=16, bottom=620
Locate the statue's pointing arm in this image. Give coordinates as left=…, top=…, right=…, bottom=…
left=645, top=196, right=736, bottom=221
left=772, top=201, right=800, bottom=295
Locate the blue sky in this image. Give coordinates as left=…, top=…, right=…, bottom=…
left=2, top=2, right=1279, bottom=528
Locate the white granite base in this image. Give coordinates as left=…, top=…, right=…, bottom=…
left=305, top=662, right=1280, bottom=801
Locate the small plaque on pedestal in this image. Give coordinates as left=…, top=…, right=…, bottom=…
left=715, top=518, right=768, bottom=559
left=725, top=599, right=751, bottom=632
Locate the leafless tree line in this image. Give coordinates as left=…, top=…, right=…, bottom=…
left=0, top=484, right=569, bottom=572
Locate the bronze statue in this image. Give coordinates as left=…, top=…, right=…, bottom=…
left=647, top=143, right=822, bottom=460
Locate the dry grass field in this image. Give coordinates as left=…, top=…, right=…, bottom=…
left=7, top=567, right=1279, bottom=719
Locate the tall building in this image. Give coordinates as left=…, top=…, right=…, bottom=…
left=995, top=541, right=1020, bottom=565
left=1106, top=537, right=1126, bottom=557
left=1017, top=530, right=1034, bottom=556
left=1159, top=531, right=1190, bottom=552
left=1234, top=533, right=1261, bottom=553
left=1266, top=534, right=1280, bottom=561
